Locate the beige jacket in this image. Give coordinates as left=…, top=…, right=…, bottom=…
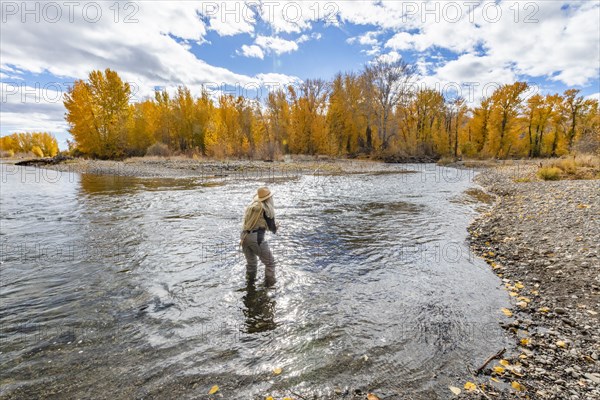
left=242, top=201, right=268, bottom=232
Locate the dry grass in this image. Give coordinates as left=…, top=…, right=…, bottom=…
left=145, top=142, right=171, bottom=157
left=460, top=159, right=501, bottom=169
left=539, top=154, right=600, bottom=180
left=514, top=177, right=532, bottom=183
left=538, top=166, right=562, bottom=181
left=436, top=156, right=456, bottom=166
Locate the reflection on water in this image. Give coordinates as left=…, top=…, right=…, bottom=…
left=79, top=173, right=201, bottom=195
left=0, top=163, right=510, bottom=399
left=242, top=280, right=277, bottom=334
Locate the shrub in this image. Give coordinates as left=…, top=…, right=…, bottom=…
left=552, top=158, right=577, bottom=174
left=437, top=156, right=455, bottom=166
left=145, top=142, right=171, bottom=157
left=31, top=146, right=44, bottom=158
left=0, top=149, right=15, bottom=158
left=514, top=177, right=531, bottom=183
left=538, top=166, right=562, bottom=181
left=546, top=155, right=600, bottom=179
left=573, top=154, right=599, bottom=168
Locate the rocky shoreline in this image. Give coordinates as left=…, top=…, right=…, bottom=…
left=467, top=164, right=599, bottom=399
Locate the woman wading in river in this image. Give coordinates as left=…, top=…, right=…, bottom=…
left=241, top=187, right=277, bottom=286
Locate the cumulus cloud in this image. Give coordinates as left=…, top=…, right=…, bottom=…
left=0, top=83, right=69, bottom=144
left=239, top=31, right=321, bottom=59
left=374, top=51, right=402, bottom=64
left=255, top=35, right=299, bottom=55
left=0, top=1, right=303, bottom=140
left=335, top=1, right=599, bottom=87
left=347, top=30, right=381, bottom=46
left=238, top=45, right=265, bottom=59
left=586, top=92, right=600, bottom=102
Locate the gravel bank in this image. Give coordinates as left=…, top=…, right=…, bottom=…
left=20, top=157, right=414, bottom=180
left=467, top=164, right=599, bottom=399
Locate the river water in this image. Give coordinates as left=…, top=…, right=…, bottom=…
left=0, top=162, right=510, bottom=399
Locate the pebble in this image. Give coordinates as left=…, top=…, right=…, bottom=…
left=584, top=373, right=600, bottom=384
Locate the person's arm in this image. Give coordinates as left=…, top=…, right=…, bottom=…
left=264, top=213, right=277, bottom=234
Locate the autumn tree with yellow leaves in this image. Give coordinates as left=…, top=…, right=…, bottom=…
left=0, top=132, right=59, bottom=157
left=62, top=68, right=599, bottom=161
left=64, top=68, right=132, bottom=159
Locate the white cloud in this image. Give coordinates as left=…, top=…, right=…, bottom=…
left=432, top=54, right=514, bottom=84
left=208, top=14, right=254, bottom=36
left=255, top=35, right=299, bottom=55
left=375, top=51, right=401, bottom=64
left=0, top=1, right=302, bottom=142
left=364, top=46, right=381, bottom=57
left=238, top=45, right=264, bottom=59
left=255, top=1, right=316, bottom=33
left=479, top=1, right=600, bottom=86
left=1, top=112, right=68, bottom=134
left=347, top=30, right=381, bottom=46
left=335, top=1, right=599, bottom=87
left=421, top=54, right=517, bottom=105
left=0, top=83, right=69, bottom=145
left=297, top=34, right=310, bottom=44
left=0, top=2, right=253, bottom=87
left=586, top=92, right=600, bottom=102
left=255, top=73, right=301, bottom=88
left=385, top=32, right=415, bottom=51
left=240, top=31, right=319, bottom=59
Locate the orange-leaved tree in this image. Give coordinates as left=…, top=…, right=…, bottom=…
left=64, top=68, right=131, bottom=159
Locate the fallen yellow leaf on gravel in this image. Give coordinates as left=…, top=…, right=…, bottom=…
left=367, top=394, right=381, bottom=400
left=515, top=282, right=524, bottom=289
left=208, top=385, right=219, bottom=394
left=499, top=359, right=510, bottom=367
left=273, top=367, right=282, bottom=375
left=511, top=381, right=525, bottom=391
left=449, top=386, right=461, bottom=395
left=509, top=292, right=518, bottom=297
left=265, top=397, right=274, bottom=400
left=520, top=338, right=531, bottom=346
left=501, top=308, right=513, bottom=317
left=464, top=382, right=477, bottom=392
left=556, top=340, right=567, bottom=348
left=516, top=301, right=528, bottom=308
left=539, top=307, right=550, bottom=313
left=493, top=366, right=505, bottom=374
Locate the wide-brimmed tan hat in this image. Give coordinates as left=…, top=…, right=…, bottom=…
left=253, top=186, right=273, bottom=202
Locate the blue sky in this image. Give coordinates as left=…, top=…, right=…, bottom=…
left=1, top=1, right=599, bottom=149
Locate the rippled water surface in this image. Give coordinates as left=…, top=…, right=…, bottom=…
left=0, top=163, right=509, bottom=399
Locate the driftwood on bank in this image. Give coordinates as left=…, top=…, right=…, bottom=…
left=381, top=154, right=440, bottom=163
left=475, top=348, right=506, bottom=375
left=14, top=155, right=72, bottom=166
